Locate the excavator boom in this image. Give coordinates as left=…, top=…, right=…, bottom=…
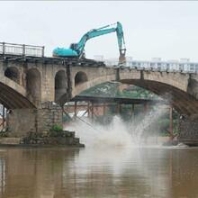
left=53, top=22, right=126, bottom=64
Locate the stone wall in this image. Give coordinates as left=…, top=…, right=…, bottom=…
left=7, top=102, right=63, bottom=137
left=178, top=114, right=198, bottom=146
left=37, top=102, right=63, bottom=134
left=8, top=109, right=35, bottom=137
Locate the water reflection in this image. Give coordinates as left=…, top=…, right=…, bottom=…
left=68, top=147, right=172, bottom=198
left=0, top=110, right=198, bottom=198
left=0, top=148, right=81, bottom=198
left=171, top=148, right=198, bottom=198
left=0, top=156, right=5, bottom=196
left=0, top=147, right=197, bottom=198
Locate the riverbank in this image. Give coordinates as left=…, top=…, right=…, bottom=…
left=0, top=137, right=85, bottom=148
left=0, top=129, right=85, bottom=147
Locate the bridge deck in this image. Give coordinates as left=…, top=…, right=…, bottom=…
left=0, top=54, right=105, bottom=66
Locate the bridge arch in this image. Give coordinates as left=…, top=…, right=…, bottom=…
left=72, top=73, right=198, bottom=116
left=4, top=67, right=20, bottom=84
left=0, top=76, right=35, bottom=109
left=119, top=79, right=198, bottom=116
left=26, top=68, right=41, bottom=106
left=75, top=71, right=88, bottom=86
left=55, top=70, right=67, bottom=103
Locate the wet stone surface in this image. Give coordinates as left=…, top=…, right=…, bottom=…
left=178, top=114, right=198, bottom=146
left=20, top=131, right=85, bottom=147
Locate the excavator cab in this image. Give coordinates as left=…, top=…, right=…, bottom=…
left=70, top=43, right=81, bottom=57
left=70, top=43, right=77, bottom=50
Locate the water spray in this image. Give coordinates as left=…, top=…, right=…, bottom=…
left=63, top=103, right=169, bottom=147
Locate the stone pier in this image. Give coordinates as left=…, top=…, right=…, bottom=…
left=178, top=114, right=198, bottom=146
left=1, top=102, right=84, bottom=147
left=7, top=102, right=62, bottom=137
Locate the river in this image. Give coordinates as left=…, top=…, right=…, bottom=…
left=0, top=115, right=198, bottom=198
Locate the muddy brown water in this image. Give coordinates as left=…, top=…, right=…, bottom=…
left=0, top=146, right=197, bottom=198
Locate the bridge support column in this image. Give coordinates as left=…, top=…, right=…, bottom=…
left=88, top=102, right=91, bottom=119
left=103, top=102, right=106, bottom=115
left=91, top=102, right=94, bottom=121
left=131, top=104, right=135, bottom=120
left=117, top=103, right=121, bottom=114
left=7, top=102, right=63, bottom=137
left=169, top=106, right=173, bottom=140
left=178, top=114, right=198, bottom=146
left=74, top=101, right=77, bottom=120
left=144, top=103, right=148, bottom=114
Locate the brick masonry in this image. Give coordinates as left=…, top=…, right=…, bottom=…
left=8, top=102, right=62, bottom=137
left=178, top=114, right=198, bottom=146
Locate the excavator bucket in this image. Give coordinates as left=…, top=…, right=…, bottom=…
left=119, top=54, right=126, bottom=65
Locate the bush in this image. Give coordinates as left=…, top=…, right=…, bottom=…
left=51, top=124, right=63, bottom=132
left=49, top=124, right=63, bottom=137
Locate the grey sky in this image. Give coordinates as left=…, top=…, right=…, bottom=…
left=1, top=1, right=198, bottom=61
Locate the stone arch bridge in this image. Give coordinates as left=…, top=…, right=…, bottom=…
left=1, top=53, right=198, bottom=142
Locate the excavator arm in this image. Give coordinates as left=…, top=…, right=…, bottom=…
left=116, top=22, right=126, bottom=64
left=71, top=27, right=118, bottom=55
left=53, top=22, right=126, bottom=64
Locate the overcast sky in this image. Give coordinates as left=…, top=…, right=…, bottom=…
left=1, top=1, right=198, bottom=61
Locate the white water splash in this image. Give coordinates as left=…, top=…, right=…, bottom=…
left=65, top=115, right=133, bottom=148
left=64, top=106, right=168, bottom=148
left=130, top=106, right=168, bottom=145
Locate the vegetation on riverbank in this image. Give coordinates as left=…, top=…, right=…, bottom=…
left=20, top=124, right=84, bottom=147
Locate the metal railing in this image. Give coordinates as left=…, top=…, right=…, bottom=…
left=0, top=42, right=45, bottom=57
left=104, top=60, right=198, bottom=74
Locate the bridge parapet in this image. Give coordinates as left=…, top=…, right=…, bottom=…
left=0, top=42, right=45, bottom=57
left=105, top=59, right=198, bottom=74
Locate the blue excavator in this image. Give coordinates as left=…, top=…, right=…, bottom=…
left=53, top=21, right=126, bottom=65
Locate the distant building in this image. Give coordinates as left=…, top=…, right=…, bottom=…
left=152, top=57, right=161, bottom=62
left=180, top=58, right=190, bottom=63
left=102, top=56, right=198, bottom=72
left=94, top=55, right=104, bottom=61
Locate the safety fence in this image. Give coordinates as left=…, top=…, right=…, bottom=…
left=0, top=42, right=45, bottom=57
